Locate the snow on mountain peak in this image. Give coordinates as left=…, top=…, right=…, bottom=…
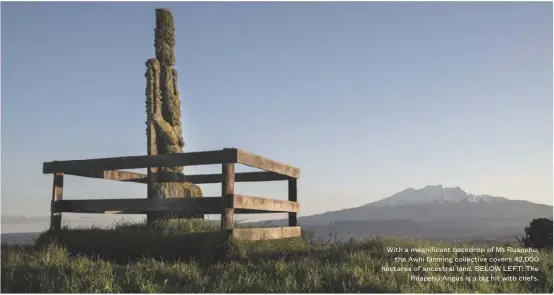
left=368, top=185, right=508, bottom=207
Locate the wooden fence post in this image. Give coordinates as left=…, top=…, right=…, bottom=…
left=221, top=163, right=235, bottom=229
left=288, top=178, right=298, bottom=226
left=50, top=172, right=64, bottom=230
left=146, top=107, right=157, bottom=224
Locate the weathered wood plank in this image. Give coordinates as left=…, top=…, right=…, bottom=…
left=231, top=171, right=291, bottom=182
left=146, top=169, right=156, bottom=223
left=236, top=149, right=300, bottom=178
left=232, top=194, right=300, bottom=213
left=221, top=163, right=235, bottom=229
left=231, top=227, right=301, bottom=241
left=50, top=173, right=64, bottom=230
left=51, top=197, right=221, bottom=214
left=66, top=170, right=148, bottom=182
left=65, top=170, right=289, bottom=184
left=158, top=171, right=290, bottom=184
left=146, top=96, right=157, bottom=216
left=43, top=149, right=237, bottom=174
left=288, top=179, right=298, bottom=226
left=233, top=209, right=285, bottom=214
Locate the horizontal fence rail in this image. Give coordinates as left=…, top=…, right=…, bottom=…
left=232, top=194, right=300, bottom=213
left=43, top=148, right=300, bottom=179
left=51, top=197, right=222, bottom=215
left=230, top=227, right=301, bottom=241
left=236, top=149, right=300, bottom=178
left=43, top=149, right=237, bottom=174
left=51, top=195, right=300, bottom=215
left=63, top=170, right=291, bottom=184
left=44, top=148, right=301, bottom=240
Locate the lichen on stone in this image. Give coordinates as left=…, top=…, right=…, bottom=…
left=154, top=8, right=176, bottom=67
left=153, top=182, right=203, bottom=199
left=145, top=9, right=203, bottom=219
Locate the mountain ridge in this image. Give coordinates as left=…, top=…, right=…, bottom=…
left=365, top=184, right=510, bottom=207
left=253, top=185, right=551, bottom=229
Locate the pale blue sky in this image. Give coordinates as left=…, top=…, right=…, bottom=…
left=2, top=2, right=552, bottom=219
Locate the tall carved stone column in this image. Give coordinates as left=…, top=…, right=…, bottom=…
left=146, top=9, right=203, bottom=222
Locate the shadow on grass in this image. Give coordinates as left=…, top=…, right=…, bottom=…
left=32, top=221, right=397, bottom=268
left=35, top=229, right=240, bottom=265
left=31, top=219, right=314, bottom=265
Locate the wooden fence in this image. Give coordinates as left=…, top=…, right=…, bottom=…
left=43, top=148, right=301, bottom=241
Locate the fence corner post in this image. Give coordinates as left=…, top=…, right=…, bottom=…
left=221, top=163, right=235, bottom=230
left=50, top=172, right=64, bottom=230
left=288, top=178, right=298, bottom=226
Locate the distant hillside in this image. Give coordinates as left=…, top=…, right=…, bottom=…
left=301, top=185, right=551, bottom=223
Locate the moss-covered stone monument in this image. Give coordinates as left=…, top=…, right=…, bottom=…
left=145, top=9, right=203, bottom=221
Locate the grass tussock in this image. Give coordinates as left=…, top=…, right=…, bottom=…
left=2, top=219, right=552, bottom=293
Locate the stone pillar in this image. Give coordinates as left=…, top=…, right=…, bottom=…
left=145, top=8, right=203, bottom=222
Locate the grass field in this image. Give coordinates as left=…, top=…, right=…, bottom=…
left=1, top=219, right=552, bottom=293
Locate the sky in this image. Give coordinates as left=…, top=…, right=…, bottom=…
left=1, top=2, right=552, bottom=221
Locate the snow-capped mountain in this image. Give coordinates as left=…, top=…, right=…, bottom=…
left=254, top=185, right=552, bottom=232
left=251, top=185, right=551, bottom=243
left=367, top=185, right=509, bottom=207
